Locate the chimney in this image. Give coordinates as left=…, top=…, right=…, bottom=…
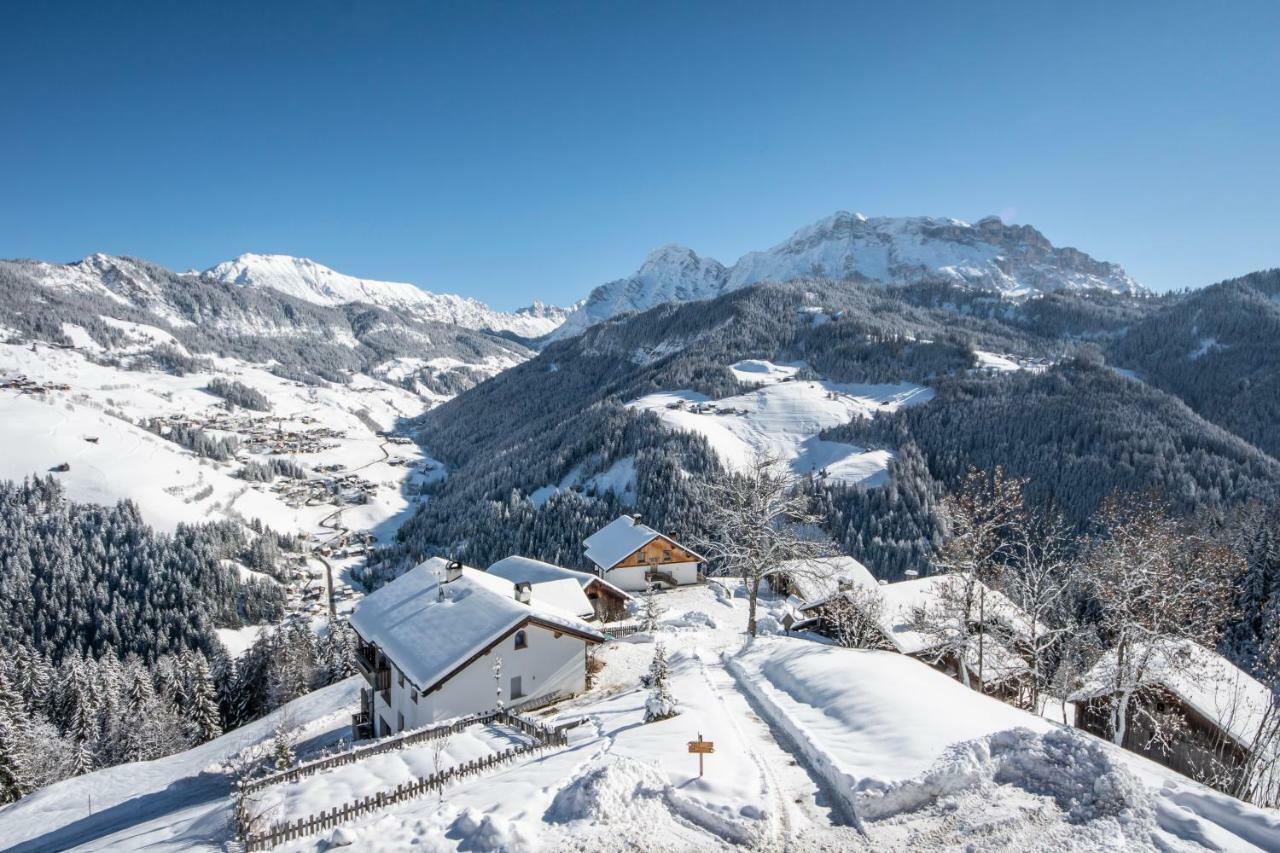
left=515, top=581, right=532, bottom=605
left=446, top=560, right=463, bottom=583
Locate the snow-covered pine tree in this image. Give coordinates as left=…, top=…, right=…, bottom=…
left=644, top=644, right=678, bottom=723
left=0, top=669, right=31, bottom=803
left=64, top=660, right=98, bottom=777
left=270, top=722, right=295, bottom=771
left=638, top=584, right=664, bottom=632
left=189, top=654, right=223, bottom=744
left=122, top=664, right=158, bottom=762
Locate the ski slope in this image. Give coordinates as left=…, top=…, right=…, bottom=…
left=629, top=360, right=933, bottom=486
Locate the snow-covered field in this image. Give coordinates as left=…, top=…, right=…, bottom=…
left=5, top=583, right=1275, bottom=852
left=0, top=335, right=457, bottom=630
left=629, top=360, right=933, bottom=486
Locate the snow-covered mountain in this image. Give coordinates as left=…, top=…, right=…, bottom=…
left=555, top=212, right=1144, bottom=338
left=203, top=253, right=570, bottom=338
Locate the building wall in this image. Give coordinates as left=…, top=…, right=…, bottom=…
left=585, top=582, right=628, bottom=622
left=371, top=622, right=590, bottom=731
left=605, top=560, right=698, bottom=592
left=1076, top=689, right=1250, bottom=786
left=613, top=537, right=700, bottom=569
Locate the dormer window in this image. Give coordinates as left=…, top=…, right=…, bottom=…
left=514, top=630, right=528, bottom=650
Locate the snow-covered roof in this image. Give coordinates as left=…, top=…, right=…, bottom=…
left=350, top=557, right=603, bottom=691
left=583, top=515, right=702, bottom=571
left=782, top=555, right=878, bottom=604
left=801, top=572, right=1038, bottom=665
left=1069, top=638, right=1276, bottom=752
left=487, top=555, right=631, bottom=601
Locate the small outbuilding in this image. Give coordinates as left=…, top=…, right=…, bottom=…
left=1069, top=638, right=1276, bottom=791
left=487, top=555, right=632, bottom=622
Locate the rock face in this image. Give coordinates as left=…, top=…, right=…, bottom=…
left=202, top=253, right=570, bottom=338
left=554, top=212, right=1143, bottom=338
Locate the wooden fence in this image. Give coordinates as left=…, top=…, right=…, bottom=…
left=603, top=621, right=647, bottom=639
left=235, top=709, right=570, bottom=850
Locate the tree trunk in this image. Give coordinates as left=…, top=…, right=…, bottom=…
left=747, top=577, right=760, bottom=638
left=1112, top=692, right=1130, bottom=746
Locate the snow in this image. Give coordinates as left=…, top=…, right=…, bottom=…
left=728, top=358, right=802, bottom=385
left=582, top=515, right=685, bottom=571
left=557, top=212, right=1145, bottom=337
left=527, top=456, right=637, bottom=508
left=4, top=586, right=1277, bottom=852
left=779, top=555, right=877, bottom=603
left=0, top=341, right=437, bottom=545
left=732, top=638, right=1280, bottom=851
left=216, top=625, right=266, bottom=658
left=248, top=723, right=535, bottom=824
left=348, top=560, right=601, bottom=691
left=1070, top=638, right=1277, bottom=753
left=974, top=350, right=1022, bottom=372
left=629, top=361, right=933, bottom=487
left=486, top=556, right=630, bottom=601
left=203, top=254, right=568, bottom=337
left=0, top=677, right=364, bottom=852
left=1190, top=337, right=1227, bottom=360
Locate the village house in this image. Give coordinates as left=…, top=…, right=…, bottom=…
left=796, top=570, right=1038, bottom=701
left=487, top=555, right=631, bottom=622
left=583, top=515, right=704, bottom=592
left=349, top=557, right=603, bottom=740
left=1069, top=639, right=1277, bottom=794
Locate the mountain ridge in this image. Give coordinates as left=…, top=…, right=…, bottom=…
left=201, top=252, right=570, bottom=338
left=553, top=212, right=1145, bottom=338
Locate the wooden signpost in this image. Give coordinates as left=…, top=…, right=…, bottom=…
left=687, top=732, right=715, bottom=777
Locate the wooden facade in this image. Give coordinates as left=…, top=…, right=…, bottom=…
left=611, top=536, right=700, bottom=570
left=582, top=579, right=629, bottom=622
left=1075, top=686, right=1252, bottom=786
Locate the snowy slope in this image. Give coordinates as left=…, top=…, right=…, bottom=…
left=203, top=253, right=569, bottom=337
left=628, top=359, right=933, bottom=487
left=0, top=678, right=363, bottom=853
left=6, top=586, right=1275, bottom=852
left=555, top=212, right=1145, bottom=337
left=731, top=638, right=1280, bottom=851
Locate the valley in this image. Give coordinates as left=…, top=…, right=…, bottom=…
left=0, top=218, right=1277, bottom=852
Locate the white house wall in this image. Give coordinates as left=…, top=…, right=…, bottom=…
left=605, top=560, right=699, bottom=592
left=371, top=622, right=589, bottom=731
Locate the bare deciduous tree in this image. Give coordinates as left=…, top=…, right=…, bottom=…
left=911, top=467, right=1027, bottom=689
left=819, top=585, right=893, bottom=650
left=1003, top=501, right=1077, bottom=710
left=1079, top=492, right=1242, bottom=749
left=695, top=452, right=835, bottom=638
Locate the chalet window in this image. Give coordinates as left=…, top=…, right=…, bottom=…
left=511, top=676, right=524, bottom=699
left=663, top=550, right=672, bottom=561
left=411, top=688, right=418, bottom=704
left=397, top=711, right=404, bottom=732
left=397, top=668, right=404, bottom=689
left=514, top=630, right=528, bottom=650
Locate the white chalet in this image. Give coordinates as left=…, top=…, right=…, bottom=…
left=583, top=515, right=704, bottom=592
left=350, top=557, right=603, bottom=739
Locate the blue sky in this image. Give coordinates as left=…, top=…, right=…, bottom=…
left=2, top=1, right=1276, bottom=309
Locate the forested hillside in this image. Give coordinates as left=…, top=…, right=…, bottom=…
left=376, top=276, right=1278, bottom=585
left=1110, top=268, right=1280, bottom=459
left=833, top=357, right=1280, bottom=524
